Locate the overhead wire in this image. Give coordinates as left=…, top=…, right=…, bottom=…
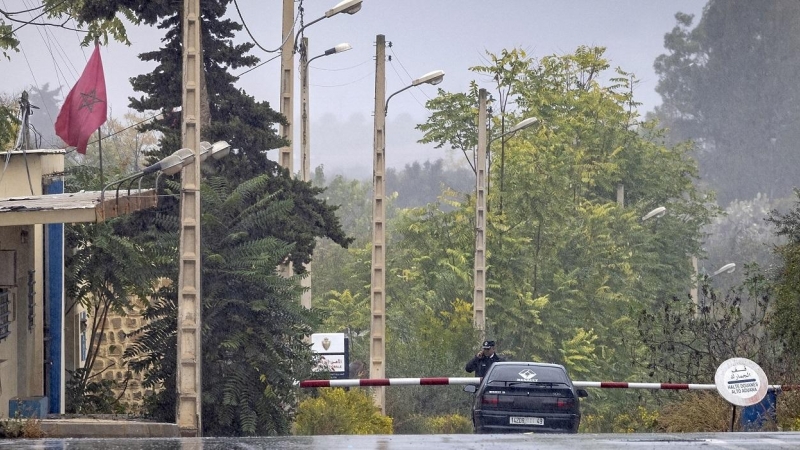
left=64, top=109, right=171, bottom=155
left=2, top=0, right=71, bottom=35
left=387, top=44, right=434, bottom=109
left=232, top=0, right=299, bottom=54
left=11, top=0, right=79, bottom=149
left=311, top=70, right=374, bottom=88
left=236, top=53, right=281, bottom=77
left=310, top=58, right=371, bottom=72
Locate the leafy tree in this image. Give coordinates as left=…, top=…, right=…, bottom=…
left=124, top=168, right=350, bottom=435
left=386, top=160, right=473, bottom=209
left=27, top=83, right=62, bottom=149
left=768, top=192, right=800, bottom=360
left=0, top=92, right=19, bottom=149
left=414, top=46, right=713, bottom=425
left=637, top=265, right=780, bottom=382
left=653, top=1, right=800, bottom=205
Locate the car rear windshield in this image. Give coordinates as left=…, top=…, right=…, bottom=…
left=486, top=365, right=570, bottom=384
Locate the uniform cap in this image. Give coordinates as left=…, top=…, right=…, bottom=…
left=482, top=340, right=495, bottom=348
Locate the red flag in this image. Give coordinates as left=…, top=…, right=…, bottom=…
left=55, top=44, right=107, bottom=154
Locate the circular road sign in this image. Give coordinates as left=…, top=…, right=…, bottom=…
left=715, top=357, right=768, bottom=407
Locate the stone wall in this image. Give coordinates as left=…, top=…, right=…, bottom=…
left=92, top=301, right=157, bottom=414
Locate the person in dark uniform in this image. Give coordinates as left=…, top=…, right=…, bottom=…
left=465, top=340, right=502, bottom=377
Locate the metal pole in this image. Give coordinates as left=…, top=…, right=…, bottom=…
left=299, top=36, right=312, bottom=309
left=300, top=37, right=310, bottom=184
left=474, top=88, right=487, bottom=333
left=177, top=0, right=203, bottom=436
left=370, top=34, right=387, bottom=413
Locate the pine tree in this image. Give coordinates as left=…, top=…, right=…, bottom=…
left=67, top=0, right=352, bottom=435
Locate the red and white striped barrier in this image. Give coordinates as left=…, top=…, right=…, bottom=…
left=573, top=381, right=717, bottom=390
left=299, top=377, right=479, bottom=388
left=299, top=377, right=795, bottom=391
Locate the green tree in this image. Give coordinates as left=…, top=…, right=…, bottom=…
left=653, top=1, right=800, bottom=205
left=125, top=169, right=351, bottom=435
left=768, top=192, right=800, bottom=360
left=415, top=46, right=713, bottom=424
left=0, top=92, right=19, bottom=149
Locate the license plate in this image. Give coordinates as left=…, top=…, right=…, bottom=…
left=510, top=416, right=544, bottom=425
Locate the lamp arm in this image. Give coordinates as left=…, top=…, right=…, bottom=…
left=307, top=53, right=328, bottom=66
left=294, top=15, right=326, bottom=52
left=385, top=84, right=414, bottom=116
left=100, top=171, right=145, bottom=205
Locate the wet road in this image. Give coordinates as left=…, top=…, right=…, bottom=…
left=2, top=433, right=800, bottom=449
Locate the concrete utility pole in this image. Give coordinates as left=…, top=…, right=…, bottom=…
left=299, top=36, right=312, bottom=309
left=299, top=37, right=311, bottom=185
left=279, top=0, right=295, bottom=173
left=177, top=0, right=203, bottom=437
left=474, top=88, right=487, bottom=333
left=277, top=0, right=295, bottom=281
left=370, top=33, right=387, bottom=414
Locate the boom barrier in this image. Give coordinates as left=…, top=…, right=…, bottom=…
left=299, top=377, right=796, bottom=391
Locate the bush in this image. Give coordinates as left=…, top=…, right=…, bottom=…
left=294, top=388, right=392, bottom=435
left=427, top=414, right=472, bottom=434
left=775, top=390, right=800, bottom=431
left=0, top=413, right=45, bottom=439
left=611, top=406, right=660, bottom=433
left=393, top=413, right=472, bottom=434
left=656, top=391, right=733, bottom=432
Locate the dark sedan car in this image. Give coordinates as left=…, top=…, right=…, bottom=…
left=464, top=361, right=588, bottom=434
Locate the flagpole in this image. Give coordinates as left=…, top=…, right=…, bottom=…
left=97, top=128, right=103, bottom=185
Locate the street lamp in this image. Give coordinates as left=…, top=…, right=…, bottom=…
left=474, top=87, right=538, bottom=333
left=385, top=70, right=445, bottom=114
left=295, top=0, right=363, bottom=45
left=300, top=41, right=352, bottom=182
left=199, top=140, right=231, bottom=162
left=370, top=34, right=443, bottom=413
left=298, top=41, right=351, bottom=309
left=711, top=263, right=736, bottom=278
left=642, top=206, right=666, bottom=221
left=100, top=147, right=197, bottom=204
left=698, top=262, right=736, bottom=312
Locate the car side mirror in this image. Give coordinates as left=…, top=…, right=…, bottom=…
left=463, top=385, right=476, bottom=393
left=577, top=388, right=589, bottom=398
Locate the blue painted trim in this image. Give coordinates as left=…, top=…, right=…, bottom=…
left=45, top=179, right=64, bottom=414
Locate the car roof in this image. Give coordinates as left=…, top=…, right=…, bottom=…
left=490, top=361, right=566, bottom=370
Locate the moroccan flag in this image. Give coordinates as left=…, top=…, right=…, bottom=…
left=55, top=44, right=107, bottom=154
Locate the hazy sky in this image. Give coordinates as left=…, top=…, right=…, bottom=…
left=4, top=0, right=706, bottom=178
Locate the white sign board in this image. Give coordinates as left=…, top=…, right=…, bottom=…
left=715, top=357, right=768, bottom=407
left=311, top=333, right=345, bottom=354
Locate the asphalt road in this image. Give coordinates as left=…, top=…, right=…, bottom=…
left=2, top=433, right=800, bottom=449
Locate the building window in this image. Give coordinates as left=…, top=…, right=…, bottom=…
left=0, top=290, right=11, bottom=342
left=27, top=270, right=35, bottom=331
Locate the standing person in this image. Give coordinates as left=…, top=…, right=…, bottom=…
left=465, top=340, right=502, bottom=377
